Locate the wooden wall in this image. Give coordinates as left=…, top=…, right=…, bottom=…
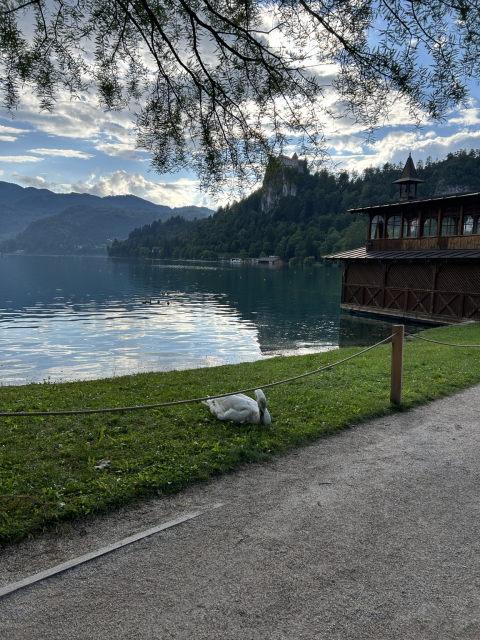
left=342, top=259, right=480, bottom=322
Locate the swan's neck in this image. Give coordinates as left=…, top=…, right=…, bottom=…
left=259, top=408, right=264, bottom=423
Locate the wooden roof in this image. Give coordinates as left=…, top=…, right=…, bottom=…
left=258, top=255, right=282, bottom=262
left=324, top=247, right=480, bottom=260
left=347, top=190, right=480, bottom=214
left=392, top=154, right=425, bottom=185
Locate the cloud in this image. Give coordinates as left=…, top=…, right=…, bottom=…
left=9, top=89, right=137, bottom=141
left=67, top=170, right=212, bottom=208
left=10, top=173, right=57, bottom=189
left=0, top=155, right=43, bottom=163
left=0, top=124, right=28, bottom=141
left=330, top=127, right=480, bottom=173
left=368, top=128, right=480, bottom=161
left=0, top=124, right=28, bottom=135
left=94, top=142, right=147, bottom=161
left=28, top=148, right=95, bottom=159
left=328, top=134, right=365, bottom=155
left=9, top=169, right=216, bottom=208
left=3, top=73, right=479, bottom=203
left=447, top=108, right=480, bottom=126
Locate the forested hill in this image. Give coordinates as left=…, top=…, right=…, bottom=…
left=0, top=180, right=214, bottom=245
left=0, top=206, right=210, bottom=256
left=108, top=150, right=480, bottom=263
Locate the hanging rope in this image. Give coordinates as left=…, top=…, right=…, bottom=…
left=0, top=334, right=396, bottom=418
left=406, top=334, right=480, bottom=347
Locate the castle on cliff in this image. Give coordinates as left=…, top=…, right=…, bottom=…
left=261, top=153, right=307, bottom=212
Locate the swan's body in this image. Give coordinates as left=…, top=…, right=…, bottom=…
left=203, top=389, right=271, bottom=425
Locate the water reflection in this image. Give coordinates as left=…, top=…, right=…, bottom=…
left=338, top=313, right=425, bottom=348
left=0, top=255, right=425, bottom=385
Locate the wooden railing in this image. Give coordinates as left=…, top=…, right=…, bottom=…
left=368, top=235, right=480, bottom=252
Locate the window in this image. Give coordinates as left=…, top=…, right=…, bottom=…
left=371, top=215, right=384, bottom=239
left=403, top=216, right=419, bottom=237
left=441, top=206, right=460, bottom=236
left=422, top=214, right=437, bottom=237
left=464, top=215, right=474, bottom=235
left=441, top=217, right=457, bottom=235
left=464, top=205, right=480, bottom=235
left=386, top=215, right=401, bottom=238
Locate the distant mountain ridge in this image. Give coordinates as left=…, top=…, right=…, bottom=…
left=0, top=181, right=214, bottom=252
left=0, top=181, right=55, bottom=204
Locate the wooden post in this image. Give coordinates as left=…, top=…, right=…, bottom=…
left=390, top=324, right=404, bottom=404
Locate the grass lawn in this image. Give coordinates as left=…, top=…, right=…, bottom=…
left=2, top=322, right=480, bottom=545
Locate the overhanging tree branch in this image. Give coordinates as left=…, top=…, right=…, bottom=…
left=0, top=0, right=479, bottom=194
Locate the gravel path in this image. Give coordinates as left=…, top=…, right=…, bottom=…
left=1, top=385, right=480, bottom=639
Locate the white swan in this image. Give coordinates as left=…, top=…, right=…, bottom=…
left=203, top=389, right=271, bottom=425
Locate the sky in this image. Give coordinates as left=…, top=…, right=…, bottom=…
left=1, top=86, right=479, bottom=210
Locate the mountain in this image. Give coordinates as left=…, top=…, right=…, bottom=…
left=108, top=150, right=480, bottom=263
left=0, top=181, right=55, bottom=204
left=0, top=181, right=214, bottom=246
left=0, top=204, right=214, bottom=255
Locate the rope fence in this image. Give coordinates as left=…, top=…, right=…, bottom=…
left=0, top=334, right=396, bottom=418
left=2, top=327, right=480, bottom=419
left=406, top=334, right=480, bottom=347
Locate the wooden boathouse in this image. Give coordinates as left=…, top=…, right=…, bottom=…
left=325, top=155, right=480, bottom=323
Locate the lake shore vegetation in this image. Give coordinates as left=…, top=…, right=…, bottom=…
left=2, top=322, right=480, bottom=545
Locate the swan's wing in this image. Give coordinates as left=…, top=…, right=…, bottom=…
left=205, top=394, right=255, bottom=413
left=221, top=406, right=260, bottom=424
left=203, top=394, right=259, bottom=423
left=229, top=393, right=257, bottom=406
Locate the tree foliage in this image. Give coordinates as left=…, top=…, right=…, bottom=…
left=1, top=1, right=479, bottom=193
left=109, top=150, right=480, bottom=262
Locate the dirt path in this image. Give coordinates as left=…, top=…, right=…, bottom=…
left=1, top=385, right=480, bottom=639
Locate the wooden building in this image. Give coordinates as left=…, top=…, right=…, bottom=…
left=325, top=155, right=480, bottom=323
left=257, top=255, right=283, bottom=265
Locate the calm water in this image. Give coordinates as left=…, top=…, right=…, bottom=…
left=0, top=255, right=424, bottom=385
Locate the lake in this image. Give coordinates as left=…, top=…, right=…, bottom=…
left=0, top=255, right=425, bottom=385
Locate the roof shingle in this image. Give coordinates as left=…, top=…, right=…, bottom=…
left=324, top=247, right=480, bottom=260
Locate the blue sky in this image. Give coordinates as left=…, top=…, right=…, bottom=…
left=1, top=87, right=479, bottom=209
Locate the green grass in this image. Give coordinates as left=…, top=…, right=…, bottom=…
left=2, top=322, right=480, bottom=546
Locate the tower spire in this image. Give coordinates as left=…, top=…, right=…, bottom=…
left=392, top=154, right=425, bottom=200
